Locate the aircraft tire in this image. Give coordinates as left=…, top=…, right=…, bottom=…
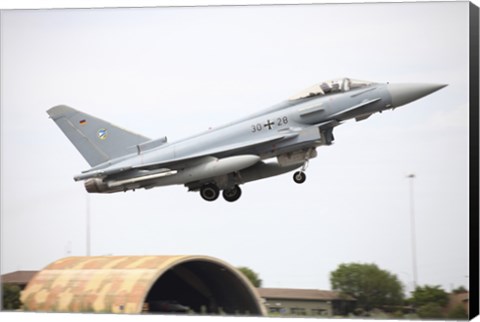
left=200, top=183, right=220, bottom=201
left=222, top=185, right=242, bottom=202
left=293, top=171, right=306, bottom=184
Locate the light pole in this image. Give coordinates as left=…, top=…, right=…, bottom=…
left=407, top=174, right=418, bottom=289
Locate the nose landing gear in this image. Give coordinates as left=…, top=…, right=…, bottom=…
left=293, top=171, right=306, bottom=184
left=292, top=149, right=313, bottom=184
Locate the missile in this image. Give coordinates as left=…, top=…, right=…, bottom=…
left=85, top=154, right=261, bottom=192
left=108, top=169, right=178, bottom=188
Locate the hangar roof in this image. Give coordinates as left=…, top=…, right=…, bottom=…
left=21, top=255, right=265, bottom=315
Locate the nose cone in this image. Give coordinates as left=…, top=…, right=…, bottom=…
left=388, top=83, right=447, bottom=108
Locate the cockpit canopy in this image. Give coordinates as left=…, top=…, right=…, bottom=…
left=289, top=78, right=375, bottom=101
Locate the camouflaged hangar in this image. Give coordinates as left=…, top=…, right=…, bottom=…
left=20, top=255, right=266, bottom=315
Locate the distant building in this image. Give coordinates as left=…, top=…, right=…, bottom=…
left=445, top=291, right=469, bottom=317
left=1, top=271, right=38, bottom=290
left=257, top=288, right=356, bottom=316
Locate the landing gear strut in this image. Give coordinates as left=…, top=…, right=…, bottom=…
left=222, top=185, right=242, bottom=202
left=200, top=183, right=220, bottom=201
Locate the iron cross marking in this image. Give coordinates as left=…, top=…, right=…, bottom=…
left=264, top=120, right=275, bottom=130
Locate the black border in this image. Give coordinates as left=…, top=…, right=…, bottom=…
left=469, top=1, right=479, bottom=320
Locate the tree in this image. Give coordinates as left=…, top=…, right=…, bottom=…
left=452, top=285, right=468, bottom=294
left=416, top=302, right=444, bottom=319
left=237, top=266, right=262, bottom=287
left=2, top=284, right=21, bottom=310
left=329, top=263, right=404, bottom=311
left=410, top=285, right=449, bottom=308
left=409, top=285, right=449, bottom=319
left=447, top=304, right=468, bottom=319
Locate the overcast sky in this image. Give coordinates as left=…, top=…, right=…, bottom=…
left=0, top=1, right=471, bottom=295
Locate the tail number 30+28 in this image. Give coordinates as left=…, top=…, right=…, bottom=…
left=251, top=117, right=288, bottom=133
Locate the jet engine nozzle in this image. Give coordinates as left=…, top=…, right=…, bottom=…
left=387, top=83, right=447, bottom=108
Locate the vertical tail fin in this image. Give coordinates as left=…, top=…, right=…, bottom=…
left=47, top=105, right=150, bottom=167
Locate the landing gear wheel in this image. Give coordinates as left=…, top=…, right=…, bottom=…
left=222, top=185, right=242, bottom=202
left=293, top=171, right=306, bottom=184
left=200, top=183, right=220, bottom=201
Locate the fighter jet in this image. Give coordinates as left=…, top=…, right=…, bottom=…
left=47, top=78, right=446, bottom=202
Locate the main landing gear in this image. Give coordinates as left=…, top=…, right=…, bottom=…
left=200, top=183, right=220, bottom=201
left=222, top=185, right=242, bottom=202
left=200, top=184, right=242, bottom=202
